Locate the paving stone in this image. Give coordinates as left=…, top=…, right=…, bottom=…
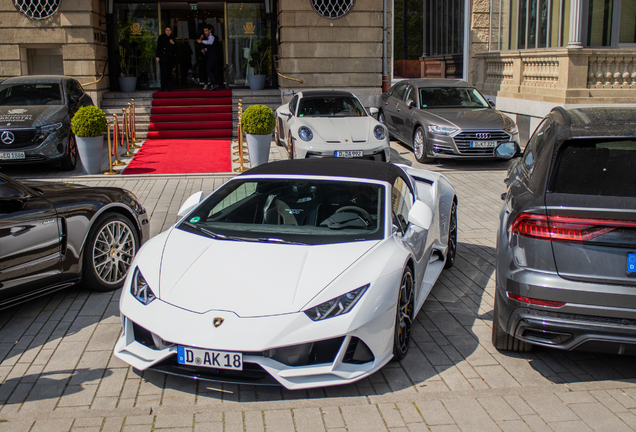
left=31, top=418, right=74, bottom=432
left=0, top=421, right=34, bottom=432
left=443, top=398, right=499, bottom=432
left=522, top=393, right=580, bottom=423
left=341, top=405, right=387, bottom=432
left=568, top=402, right=633, bottom=431
left=154, top=413, right=194, bottom=428
left=478, top=396, right=520, bottom=421
left=415, top=400, right=453, bottom=426
left=321, top=406, right=345, bottom=429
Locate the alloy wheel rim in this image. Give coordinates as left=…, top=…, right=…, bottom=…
left=69, top=136, right=77, bottom=165
left=287, top=135, right=293, bottom=159
left=414, top=129, right=424, bottom=159
left=93, top=220, right=135, bottom=284
left=449, top=203, right=457, bottom=262
left=396, top=270, right=414, bottom=355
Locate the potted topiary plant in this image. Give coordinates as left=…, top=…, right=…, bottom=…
left=247, top=36, right=271, bottom=90
left=71, top=106, right=108, bottom=174
left=242, top=104, right=275, bottom=167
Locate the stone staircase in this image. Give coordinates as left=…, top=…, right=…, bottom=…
left=101, top=89, right=281, bottom=140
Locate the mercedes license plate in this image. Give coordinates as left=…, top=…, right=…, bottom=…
left=335, top=150, right=363, bottom=158
left=470, top=141, right=497, bottom=148
left=628, top=253, right=636, bottom=275
left=177, top=346, right=243, bottom=370
left=0, top=152, right=25, bottom=160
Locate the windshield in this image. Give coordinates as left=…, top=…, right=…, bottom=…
left=418, top=87, right=489, bottom=109
left=0, top=83, right=63, bottom=106
left=178, top=178, right=385, bottom=245
left=297, top=96, right=367, bottom=117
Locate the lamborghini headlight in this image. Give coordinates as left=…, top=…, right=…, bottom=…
left=298, top=126, right=313, bottom=141
left=427, top=125, right=459, bottom=135
left=131, top=268, right=156, bottom=305
left=304, top=284, right=368, bottom=321
left=373, top=125, right=386, bottom=140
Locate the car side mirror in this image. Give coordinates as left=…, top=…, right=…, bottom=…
left=487, top=99, right=496, bottom=108
left=177, top=191, right=205, bottom=217
left=368, top=107, right=379, bottom=116
left=69, top=96, right=79, bottom=106
left=406, top=99, right=415, bottom=109
left=408, top=201, right=433, bottom=231
left=280, top=109, right=292, bottom=119
left=494, top=142, right=519, bottom=159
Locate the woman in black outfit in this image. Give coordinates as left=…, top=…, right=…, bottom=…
left=155, top=26, right=175, bottom=92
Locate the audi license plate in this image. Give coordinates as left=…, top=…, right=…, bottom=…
left=470, top=141, right=497, bottom=148
left=628, top=253, right=636, bottom=275
left=177, top=346, right=243, bottom=370
left=335, top=150, right=363, bottom=158
left=0, top=152, right=25, bottom=160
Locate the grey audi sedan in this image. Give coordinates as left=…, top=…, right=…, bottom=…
left=493, top=107, right=636, bottom=355
left=379, top=79, right=519, bottom=163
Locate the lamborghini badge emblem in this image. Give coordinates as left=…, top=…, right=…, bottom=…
left=213, top=317, right=224, bottom=328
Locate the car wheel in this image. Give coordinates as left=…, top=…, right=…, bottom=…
left=393, top=267, right=414, bottom=360
left=287, top=133, right=294, bottom=160
left=491, top=294, right=533, bottom=352
left=60, top=133, right=78, bottom=171
left=444, top=200, right=457, bottom=269
left=274, top=119, right=284, bottom=147
left=82, top=213, right=139, bottom=292
left=413, top=126, right=435, bottom=164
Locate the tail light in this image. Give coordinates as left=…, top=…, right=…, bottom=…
left=507, top=292, right=565, bottom=308
left=509, top=213, right=636, bottom=243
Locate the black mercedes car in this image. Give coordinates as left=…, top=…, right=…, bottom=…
left=0, top=75, right=93, bottom=170
left=493, top=107, right=636, bottom=355
left=0, top=173, right=150, bottom=310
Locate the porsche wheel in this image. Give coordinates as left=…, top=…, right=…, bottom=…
left=492, top=294, right=533, bottom=352
left=444, top=200, right=457, bottom=269
left=413, top=126, right=435, bottom=164
left=287, top=133, right=294, bottom=160
left=82, top=213, right=139, bottom=292
left=274, top=119, right=284, bottom=147
left=393, top=267, right=414, bottom=360
left=60, top=134, right=78, bottom=171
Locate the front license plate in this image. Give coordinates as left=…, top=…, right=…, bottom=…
left=470, top=141, right=497, bottom=148
left=177, top=346, right=243, bottom=370
left=335, top=150, right=363, bottom=158
left=628, top=253, right=636, bottom=275
left=0, top=152, right=25, bottom=160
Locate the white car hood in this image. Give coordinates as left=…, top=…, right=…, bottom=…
left=301, top=117, right=375, bottom=143
left=157, top=228, right=380, bottom=317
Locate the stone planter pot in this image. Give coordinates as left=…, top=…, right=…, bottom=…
left=245, top=133, right=272, bottom=167
left=247, top=75, right=266, bottom=90
left=76, top=135, right=104, bottom=174
left=119, top=76, right=137, bottom=93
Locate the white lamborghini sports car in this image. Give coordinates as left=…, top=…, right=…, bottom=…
left=275, top=90, right=391, bottom=162
left=114, top=159, right=457, bottom=390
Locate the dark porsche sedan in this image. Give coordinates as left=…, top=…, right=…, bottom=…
left=0, top=174, right=149, bottom=310
left=379, top=79, right=519, bottom=164
left=0, top=75, right=93, bottom=170
left=493, top=107, right=636, bottom=355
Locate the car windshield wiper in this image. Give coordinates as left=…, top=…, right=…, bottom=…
left=183, top=223, right=304, bottom=245
left=256, top=237, right=304, bottom=245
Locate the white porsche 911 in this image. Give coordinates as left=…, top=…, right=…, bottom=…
left=114, top=159, right=457, bottom=390
left=275, top=90, right=391, bottom=162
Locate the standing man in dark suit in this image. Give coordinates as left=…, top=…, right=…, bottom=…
left=197, top=25, right=223, bottom=91
left=155, top=26, right=175, bottom=92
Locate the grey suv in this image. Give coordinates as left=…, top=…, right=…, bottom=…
left=493, top=107, right=636, bottom=355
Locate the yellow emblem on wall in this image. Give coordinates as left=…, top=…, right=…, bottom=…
left=131, top=22, right=142, bottom=35
left=243, top=22, right=255, bottom=35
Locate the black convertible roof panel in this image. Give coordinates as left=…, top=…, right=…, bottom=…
left=300, top=90, right=355, bottom=98
left=241, top=159, right=406, bottom=184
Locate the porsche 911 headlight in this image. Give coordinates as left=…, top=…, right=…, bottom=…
left=298, top=126, right=313, bottom=141
left=373, top=125, right=386, bottom=140
left=131, top=268, right=156, bottom=305
left=304, top=284, right=368, bottom=321
left=427, top=125, right=459, bottom=135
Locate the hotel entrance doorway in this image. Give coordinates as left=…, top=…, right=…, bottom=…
left=112, top=1, right=274, bottom=91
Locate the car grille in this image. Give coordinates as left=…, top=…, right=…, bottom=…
left=453, top=130, right=510, bottom=155
left=0, top=128, right=38, bottom=149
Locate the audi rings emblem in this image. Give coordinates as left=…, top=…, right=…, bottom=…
left=476, top=133, right=491, bottom=140
left=1, top=131, right=15, bottom=145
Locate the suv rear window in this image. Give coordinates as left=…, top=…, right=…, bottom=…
left=553, top=138, right=636, bottom=197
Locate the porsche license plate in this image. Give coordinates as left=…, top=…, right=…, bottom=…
left=177, top=346, right=243, bottom=370
left=470, top=141, right=497, bottom=148
left=335, top=150, right=363, bottom=158
left=0, top=152, right=25, bottom=160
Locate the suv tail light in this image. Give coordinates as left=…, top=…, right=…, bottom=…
left=509, top=213, right=636, bottom=243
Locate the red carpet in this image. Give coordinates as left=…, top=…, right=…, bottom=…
left=122, top=139, right=231, bottom=175
left=149, top=89, right=233, bottom=140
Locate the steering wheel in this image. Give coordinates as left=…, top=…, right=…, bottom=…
left=335, top=206, right=371, bottom=224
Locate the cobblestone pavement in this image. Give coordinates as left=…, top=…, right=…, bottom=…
left=1, top=146, right=636, bottom=431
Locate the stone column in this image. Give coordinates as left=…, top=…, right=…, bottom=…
left=567, top=0, right=584, bottom=48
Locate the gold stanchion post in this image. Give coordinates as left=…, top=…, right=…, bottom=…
left=103, top=119, right=119, bottom=175
left=112, top=114, right=126, bottom=166
left=122, top=107, right=134, bottom=157
left=131, top=98, right=141, bottom=146
left=234, top=99, right=248, bottom=173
